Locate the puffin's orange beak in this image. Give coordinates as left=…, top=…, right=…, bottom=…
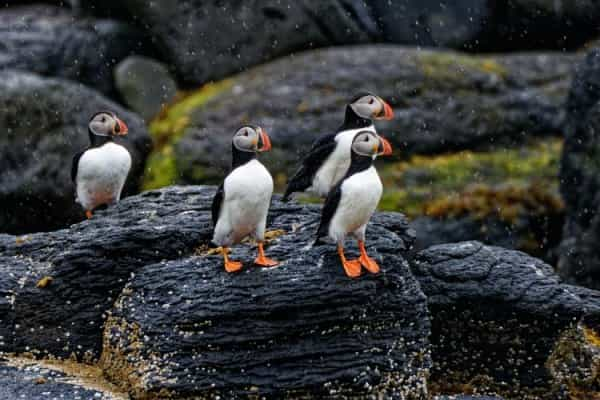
left=115, top=117, right=128, bottom=136
left=378, top=136, right=393, bottom=156
left=258, top=129, right=272, bottom=152
left=382, top=100, right=394, bottom=120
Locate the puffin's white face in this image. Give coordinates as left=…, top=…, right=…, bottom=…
left=352, top=131, right=393, bottom=158
left=89, top=112, right=129, bottom=137
left=350, top=94, right=394, bottom=121
left=232, top=126, right=272, bottom=153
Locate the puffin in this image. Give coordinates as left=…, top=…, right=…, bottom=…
left=71, top=111, right=130, bottom=219
left=211, top=125, right=279, bottom=273
left=314, top=130, right=392, bottom=278
left=282, top=93, right=393, bottom=201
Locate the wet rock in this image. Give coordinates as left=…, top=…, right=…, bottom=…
left=0, top=5, right=149, bottom=97
left=0, top=186, right=417, bottom=371
left=113, top=56, right=178, bottom=121
left=0, top=70, right=152, bottom=234
left=413, top=241, right=600, bottom=396
left=149, top=45, right=578, bottom=185
left=434, top=396, right=505, bottom=400
left=558, top=48, right=600, bottom=290
left=0, top=358, right=122, bottom=400
left=100, top=207, right=426, bottom=398
left=96, top=0, right=378, bottom=87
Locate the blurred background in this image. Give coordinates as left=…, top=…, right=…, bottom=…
left=3, top=0, right=600, bottom=287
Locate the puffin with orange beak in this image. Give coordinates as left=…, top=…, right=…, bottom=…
left=211, top=125, right=279, bottom=273
left=283, top=93, right=393, bottom=201
left=315, top=131, right=393, bottom=278
left=71, top=111, right=131, bottom=219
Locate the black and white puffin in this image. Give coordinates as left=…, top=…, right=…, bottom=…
left=211, top=125, right=279, bottom=273
left=72, top=111, right=131, bottom=219
left=282, top=93, right=393, bottom=201
left=315, top=130, right=392, bottom=278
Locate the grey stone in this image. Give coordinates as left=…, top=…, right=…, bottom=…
left=114, top=56, right=178, bottom=121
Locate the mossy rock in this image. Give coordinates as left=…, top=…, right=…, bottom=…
left=144, top=45, right=579, bottom=189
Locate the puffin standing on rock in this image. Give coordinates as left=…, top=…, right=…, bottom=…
left=283, top=93, right=393, bottom=201
left=212, top=125, right=279, bottom=273
left=315, top=131, right=392, bottom=278
left=72, top=111, right=131, bottom=219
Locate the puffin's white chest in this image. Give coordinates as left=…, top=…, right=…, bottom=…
left=76, top=142, right=132, bottom=210
left=214, top=159, right=274, bottom=245
left=328, top=166, right=383, bottom=241
left=312, top=126, right=376, bottom=197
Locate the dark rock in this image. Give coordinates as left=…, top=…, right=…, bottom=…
left=154, top=46, right=578, bottom=184
left=0, top=5, right=150, bottom=97
left=0, top=358, right=121, bottom=400
left=411, top=208, right=564, bottom=264
left=370, top=0, right=600, bottom=52
left=0, top=70, right=152, bottom=235
left=369, top=0, right=491, bottom=49
left=100, top=209, right=426, bottom=398
left=434, top=396, right=505, bottom=400
left=413, top=241, right=600, bottom=396
left=95, top=0, right=378, bottom=87
left=0, top=185, right=417, bottom=373
left=113, top=56, right=178, bottom=121
left=558, top=48, right=600, bottom=290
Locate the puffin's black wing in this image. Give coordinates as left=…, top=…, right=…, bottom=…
left=308, top=132, right=337, bottom=152
left=71, top=151, right=84, bottom=183
left=211, top=183, right=225, bottom=227
left=314, top=183, right=342, bottom=245
left=282, top=139, right=337, bottom=201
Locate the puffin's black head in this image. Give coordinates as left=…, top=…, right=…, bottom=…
left=232, top=125, right=272, bottom=153
left=351, top=131, right=393, bottom=159
left=348, top=93, right=394, bottom=121
left=89, top=111, right=129, bottom=137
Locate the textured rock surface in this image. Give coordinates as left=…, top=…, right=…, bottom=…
left=0, top=185, right=417, bottom=374
left=0, top=358, right=124, bottom=400
left=114, top=56, right=178, bottom=120
left=413, top=241, right=600, bottom=397
left=546, top=317, right=600, bottom=396
left=100, top=209, right=426, bottom=399
left=559, top=47, right=600, bottom=290
left=152, top=45, right=578, bottom=184
left=0, top=70, right=152, bottom=234
left=0, top=5, right=149, bottom=97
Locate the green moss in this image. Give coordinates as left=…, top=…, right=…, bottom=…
left=378, top=138, right=563, bottom=218
left=141, top=79, right=234, bottom=190
left=142, top=148, right=177, bottom=191
left=417, top=51, right=507, bottom=84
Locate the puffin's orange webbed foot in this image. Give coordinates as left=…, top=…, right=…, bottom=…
left=222, top=247, right=243, bottom=273
left=224, top=260, right=243, bottom=273
left=342, top=259, right=362, bottom=278
left=358, top=240, right=380, bottom=274
left=338, top=245, right=361, bottom=278
left=254, top=242, right=279, bottom=267
left=85, top=210, right=93, bottom=219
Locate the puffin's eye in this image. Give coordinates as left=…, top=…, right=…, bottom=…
left=363, top=136, right=369, bottom=142
left=368, top=98, right=374, bottom=104
left=101, top=117, right=106, bottom=123
left=243, top=130, right=249, bottom=137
